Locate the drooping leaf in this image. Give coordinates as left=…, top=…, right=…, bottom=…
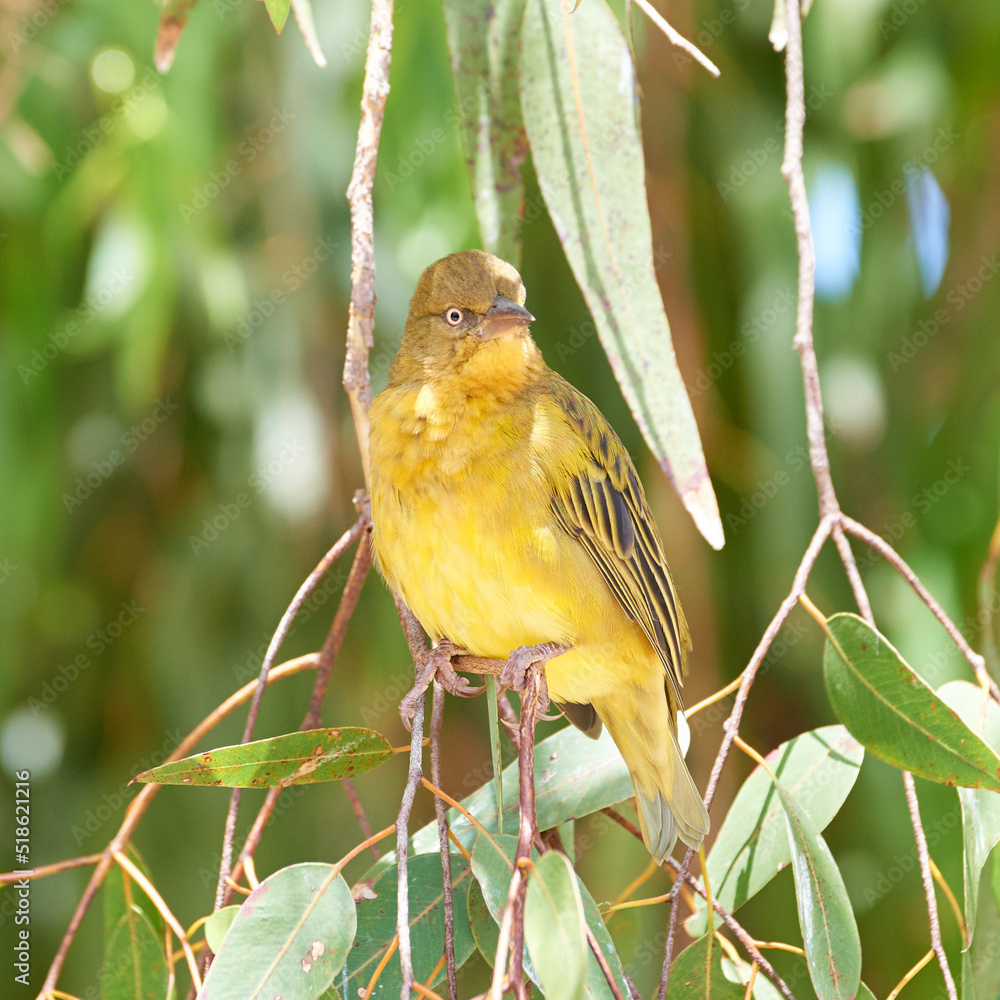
left=525, top=852, right=588, bottom=1000
left=154, top=0, right=199, bottom=73
left=104, top=848, right=165, bottom=940
left=962, top=850, right=1000, bottom=1000
left=665, top=934, right=744, bottom=998
left=103, top=906, right=169, bottom=1000
left=343, top=854, right=475, bottom=997
left=442, top=0, right=528, bottom=265
left=133, top=727, right=394, bottom=787
left=265, top=0, right=291, bottom=34
left=487, top=676, right=504, bottom=835
left=776, top=778, right=861, bottom=1000
left=198, top=862, right=356, bottom=1000
left=938, top=680, right=1000, bottom=943
left=823, top=614, right=1000, bottom=791
left=467, top=876, right=504, bottom=968
left=471, top=834, right=628, bottom=999
left=407, top=726, right=632, bottom=859
left=686, top=725, right=863, bottom=937
left=204, top=905, right=240, bottom=954
left=520, top=0, right=723, bottom=549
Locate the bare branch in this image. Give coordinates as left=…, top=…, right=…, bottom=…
left=345, top=0, right=394, bottom=484
left=397, top=685, right=426, bottom=1000
left=903, top=772, right=957, bottom=1000
left=431, top=682, right=459, bottom=1000
left=631, top=0, right=721, bottom=78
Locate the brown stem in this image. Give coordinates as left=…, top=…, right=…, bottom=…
left=430, top=682, right=458, bottom=1000
left=842, top=515, right=1000, bottom=701
left=344, top=0, right=394, bottom=484
left=396, top=682, right=426, bottom=1000
left=213, top=520, right=364, bottom=910
left=903, top=772, right=957, bottom=1000
left=33, top=653, right=319, bottom=997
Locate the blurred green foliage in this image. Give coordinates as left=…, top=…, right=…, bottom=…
left=2, top=0, right=999, bottom=995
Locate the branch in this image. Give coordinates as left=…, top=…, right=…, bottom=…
left=903, top=773, right=957, bottom=1000
left=344, top=0, right=394, bottom=485
left=431, top=682, right=458, bottom=1000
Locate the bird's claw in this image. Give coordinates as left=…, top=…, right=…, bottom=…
left=399, top=640, right=484, bottom=731
left=498, top=641, right=568, bottom=713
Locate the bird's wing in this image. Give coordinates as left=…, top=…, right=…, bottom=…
left=541, top=374, right=691, bottom=704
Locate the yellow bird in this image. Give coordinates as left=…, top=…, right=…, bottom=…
left=368, top=250, right=709, bottom=861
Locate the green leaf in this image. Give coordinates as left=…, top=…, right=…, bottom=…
left=103, top=906, right=169, bottom=1000
left=520, top=0, right=723, bottom=549
left=200, top=862, right=356, bottom=1000
left=472, top=834, right=628, bottom=999
left=938, top=680, right=1000, bottom=943
left=442, top=0, right=528, bottom=265
left=962, top=852, right=1000, bottom=1000
left=104, top=848, right=165, bottom=940
left=467, top=876, right=504, bottom=968
left=265, top=0, right=291, bottom=34
left=133, top=728, right=394, bottom=787
left=686, top=725, right=863, bottom=937
left=776, top=778, right=861, bottom=1000
left=487, top=676, right=504, bottom=835
left=525, top=852, right=588, bottom=1000
left=343, top=853, right=475, bottom=997
left=204, top=905, right=240, bottom=954
left=666, top=934, right=744, bottom=998
left=823, top=614, right=1000, bottom=791
left=407, top=726, right=632, bottom=858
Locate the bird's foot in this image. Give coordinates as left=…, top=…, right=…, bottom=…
left=399, top=639, right=485, bottom=730
left=498, top=641, right=569, bottom=714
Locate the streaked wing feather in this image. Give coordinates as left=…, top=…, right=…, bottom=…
left=545, top=376, right=690, bottom=702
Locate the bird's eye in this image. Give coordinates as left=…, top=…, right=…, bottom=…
left=444, top=307, right=464, bottom=327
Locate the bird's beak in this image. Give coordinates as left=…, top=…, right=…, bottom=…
left=480, top=295, right=535, bottom=340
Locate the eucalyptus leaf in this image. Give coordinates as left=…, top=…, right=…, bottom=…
left=198, top=863, right=356, bottom=1000
left=134, top=727, right=394, bottom=788
left=520, top=0, right=723, bottom=548
left=442, top=0, right=528, bottom=264
left=525, top=852, right=588, bottom=1000
left=204, top=905, right=239, bottom=954
left=665, top=934, right=744, bottom=998
left=776, top=778, right=861, bottom=1000
left=824, top=614, right=1000, bottom=791
left=686, top=725, right=863, bottom=937
left=938, top=680, right=1000, bottom=943
left=343, top=854, right=475, bottom=997
left=103, top=906, right=169, bottom=1000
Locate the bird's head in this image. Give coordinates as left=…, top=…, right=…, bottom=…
left=389, top=250, right=540, bottom=392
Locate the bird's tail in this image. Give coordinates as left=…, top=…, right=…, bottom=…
left=594, top=688, right=709, bottom=863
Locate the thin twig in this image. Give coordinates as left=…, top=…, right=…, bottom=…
left=831, top=523, right=873, bottom=621
left=431, top=682, right=458, bottom=1000
left=213, top=520, right=365, bottom=910
left=843, top=515, right=1000, bottom=701
left=631, top=0, right=721, bottom=77
left=344, top=0, right=394, bottom=484
left=396, top=685, right=426, bottom=1000
left=33, top=653, right=319, bottom=995
left=903, top=772, right=957, bottom=1000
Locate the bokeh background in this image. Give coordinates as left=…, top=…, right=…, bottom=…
left=2, top=0, right=1000, bottom=995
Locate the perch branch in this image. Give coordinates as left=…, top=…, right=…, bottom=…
left=344, top=0, right=394, bottom=484
left=431, top=682, right=459, bottom=1000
